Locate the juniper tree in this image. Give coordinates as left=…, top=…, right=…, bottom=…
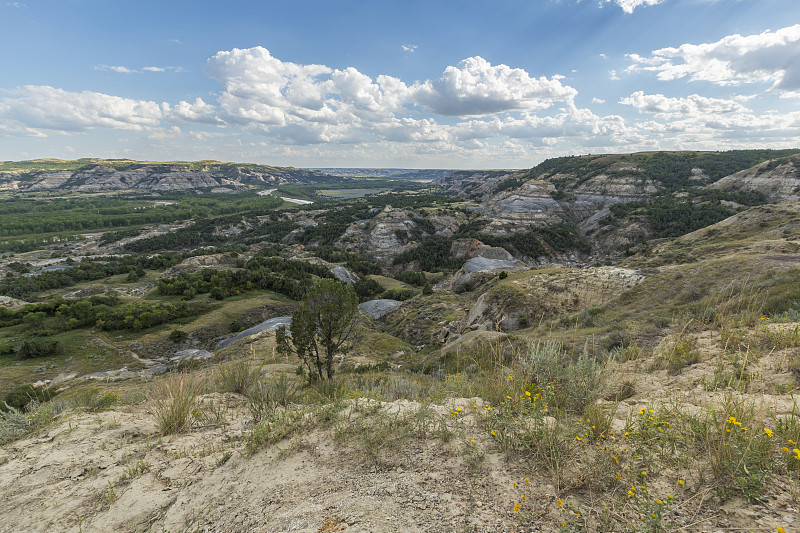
left=276, top=278, right=358, bottom=381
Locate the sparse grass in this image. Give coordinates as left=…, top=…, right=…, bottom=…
left=247, top=372, right=299, bottom=423
left=694, top=393, right=774, bottom=501
left=69, top=385, right=119, bottom=412
left=217, top=356, right=262, bottom=396
left=149, top=373, right=204, bottom=435
left=245, top=407, right=307, bottom=454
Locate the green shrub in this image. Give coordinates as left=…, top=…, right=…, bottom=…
left=519, top=340, right=613, bottom=413
left=16, top=340, right=64, bottom=359
left=666, top=337, right=700, bottom=374
left=70, top=385, right=118, bottom=412
left=2, top=384, right=57, bottom=412
left=168, top=329, right=188, bottom=343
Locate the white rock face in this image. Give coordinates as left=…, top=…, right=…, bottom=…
left=358, top=299, right=403, bottom=319
left=216, top=317, right=293, bottom=349
left=708, top=160, right=800, bottom=202
left=462, top=257, right=518, bottom=273
left=332, top=266, right=359, bottom=285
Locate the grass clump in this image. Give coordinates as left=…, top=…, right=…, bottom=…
left=695, top=394, right=775, bottom=501
left=149, top=373, right=204, bottom=435
left=217, top=357, right=262, bottom=396
left=247, top=372, right=299, bottom=423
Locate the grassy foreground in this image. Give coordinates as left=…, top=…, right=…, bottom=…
left=1, top=308, right=798, bottom=532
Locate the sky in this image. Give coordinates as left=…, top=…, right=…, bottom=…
left=1, top=0, right=799, bottom=169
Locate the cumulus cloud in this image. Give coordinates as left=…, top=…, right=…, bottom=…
left=166, top=97, right=219, bottom=124
left=200, top=47, right=591, bottom=146
left=592, top=97, right=606, bottom=104
left=603, top=0, right=665, bottom=13
left=620, top=91, right=750, bottom=117
left=411, top=56, right=577, bottom=116
left=627, top=24, right=800, bottom=95
left=205, top=46, right=333, bottom=129
left=0, top=85, right=163, bottom=133
left=0, top=47, right=644, bottom=155
left=401, top=44, right=418, bottom=53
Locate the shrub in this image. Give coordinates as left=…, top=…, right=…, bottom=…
left=1, top=384, right=57, bottom=412
left=16, top=340, right=64, bottom=359
left=70, top=385, right=118, bottom=412
left=666, top=337, right=700, bottom=374
left=168, top=329, right=188, bottom=343
left=519, top=340, right=613, bottom=413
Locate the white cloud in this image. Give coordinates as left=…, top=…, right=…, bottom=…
left=604, top=0, right=665, bottom=13
left=411, top=56, right=577, bottom=116
left=620, top=91, right=749, bottom=117
left=166, top=97, right=219, bottom=124
left=205, top=46, right=333, bottom=130
left=201, top=48, right=592, bottom=146
left=401, top=44, right=418, bottom=53
left=592, top=97, right=606, bottom=104
left=609, top=69, right=620, bottom=81
left=0, top=85, right=163, bottom=134
left=142, top=66, right=166, bottom=72
left=627, top=24, right=800, bottom=95
left=95, top=65, right=137, bottom=74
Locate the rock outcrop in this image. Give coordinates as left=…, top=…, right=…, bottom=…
left=358, top=299, right=403, bottom=320
left=465, top=266, right=644, bottom=331
left=707, top=158, right=800, bottom=202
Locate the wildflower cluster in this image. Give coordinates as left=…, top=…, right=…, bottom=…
left=624, top=406, right=688, bottom=469
left=482, top=376, right=555, bottom=453
left=627, top=476, right=680, bottom=533
left=555, top=498, right=585, bottom=532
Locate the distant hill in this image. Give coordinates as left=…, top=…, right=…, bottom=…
left=313, top=168, right=454, bottom=180
left=0, top=158, right=339, bottom=192
left=432, top=149, right=800, bottom=257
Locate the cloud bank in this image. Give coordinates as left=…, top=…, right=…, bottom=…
left=2, top=22, right=799, bottom=165
left=627, top=24, right=800, bottom=95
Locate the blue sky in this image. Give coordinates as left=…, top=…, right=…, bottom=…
left=1, top=0, right=799, bottom=168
